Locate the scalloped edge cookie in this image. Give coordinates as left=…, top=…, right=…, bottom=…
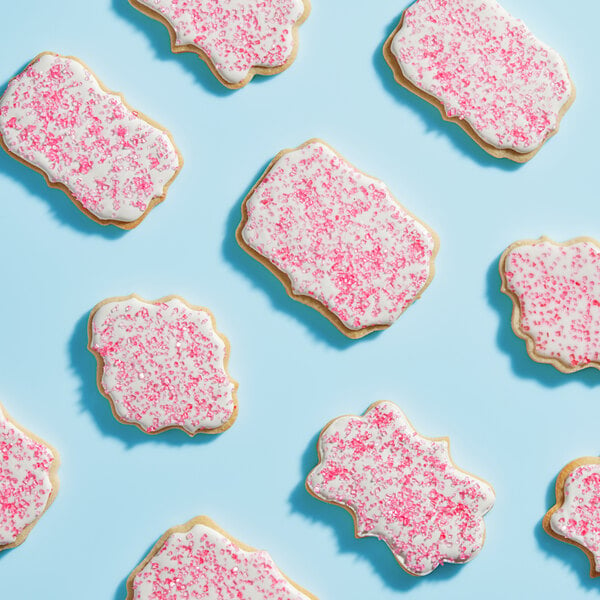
left=499, top=236, right=600, bottom=373
left=125, top=515, right=318, bottom=599
left=87, top=294, right=238, bottom=436
left=128, top=0, right=311, bottom=89
left=543, top=457, right=600, bottom=578
left=305, top=400, right=495, bottom=576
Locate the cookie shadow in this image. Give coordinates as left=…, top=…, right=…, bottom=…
left=112, top=0, right=236, bottom=98
left=289, top=431, right=462, bottom=591
left=534, top=478, right=598, bottom=591
left=69, top=311, right=220, bottom=448
left=486, top=255, right=600, bottom=389
left=112, top=535, right=158, bottom=600
left=222, top=161, right=380, bottom=351
left=373, top=12, right=521, bottom=171
left=0, top=64, right=127, bottom=240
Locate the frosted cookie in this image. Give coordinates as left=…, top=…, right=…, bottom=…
left=543, top=458, right=600, bottom=577
left=0, top=53, right=181, bottom=228
left=236, top=139, right=438, bottom=339
left=500, top=237, right=600, bottom=372
left=0, top=402, right=59, bottom=551
left=306, top=401, right=495, bottom=576
left=88, top=295, right=237, bottom=435
left=384, top=0, right=574, bottom=162
left=126, top=516, right=317, bottom=599
left=129, top=0, right=310, bottom=89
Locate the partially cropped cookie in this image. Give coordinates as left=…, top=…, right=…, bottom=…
left=130, top=0, right=310, bottom=88
left=0, top=53, right=181, bottom=228
left=0, top=402, right=59, bottom=551
left=384, top=0, right=574, bottom=161
left=306, top=401, right=495, bottom=576
left=500, top=237, right=600, bottom=372
left=544, top=458, right=600, bottom=577
left=89, top=295, right=237, bottom=435
left=126, top=516, right=317, bottom=599
left=237, top=139, right=438, bottom=338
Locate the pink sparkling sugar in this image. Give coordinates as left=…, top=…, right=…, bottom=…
left=0, top=53, right=180, bottom=226
left=389, top=0, right=573, bottom=154
left=501, top=239, right=600, bottom=370
left=89, top=296, right=237, bottom=435
left=132, top=0, right=308, bottom=86
left=129, top=518, right=315, bottom=599
left=239, top=140, right=437, bottom=334
left=548, top=462, right=600, bottom=573
left=306, top=401, right=495, bottom=576
left=0, top=405, right=57, bottom=548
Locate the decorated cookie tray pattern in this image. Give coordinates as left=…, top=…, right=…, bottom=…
left=0, top=0, right=596, bottom=598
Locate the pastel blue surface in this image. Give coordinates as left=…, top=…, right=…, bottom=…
left=0, top=0, right=599, bottom=598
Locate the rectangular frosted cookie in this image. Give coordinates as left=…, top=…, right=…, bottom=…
left=0, top=53, right=181, bottom=228
left=384, top=0, right=574, bottom=161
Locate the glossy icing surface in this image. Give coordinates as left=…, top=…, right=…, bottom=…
left=390, top=0, right=572, bottom=153
left=90, top=297, right=235, bottom=434
left=503, top=240, right=600, bottom=369
left=306, top=402, right=495, bottom=575
left=135, top=0, right=306, bottom=84
left=241, top=141, right=436, bottom=331
left=0, top=54, right=180, bottom=223
left=131, top=522, right=312, bottom=599
left=550, top=463, right=600, bottom=572
left=0, top=407, right=55, bottom=545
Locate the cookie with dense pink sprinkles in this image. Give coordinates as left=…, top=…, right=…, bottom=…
left=126, top=516, right=318, bottom=599
left=88, top=295, right=238, bottom=435
left=0, top=53, right=181, bottom=228
left=384, top=0, right=574, bottom=161
left=543, top=457, right=600, bottom=578
left=500, top=237, right=600, bottom=373
left=306, top=401, right=495, bottom=576
left=129, top=0, right=310, bottom=89
left=0, top=402, right=59, bottom=551
left=236, top=139, right=438, bottom=339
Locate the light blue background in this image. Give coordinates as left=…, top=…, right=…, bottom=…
left=0, top=0, right=598, bottom=598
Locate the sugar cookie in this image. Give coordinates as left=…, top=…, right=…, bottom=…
left=384, top=0, right=574, bottom=161
left=126, top=516, right=317, bottom=599
left=306, top=401, right=495, bottom=576
left=237, top=139, right=438, bottom=338
left=129, top=0, right=310, bottom=89
left=0, top=53, right=181, bottom=228
left=544, top=457, right=600, bottom=578
left=0, top=402, right=59, bottom=551
left=500, top=237, right=600, bottom=372
left=88, top=295, right=237, bottom=435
